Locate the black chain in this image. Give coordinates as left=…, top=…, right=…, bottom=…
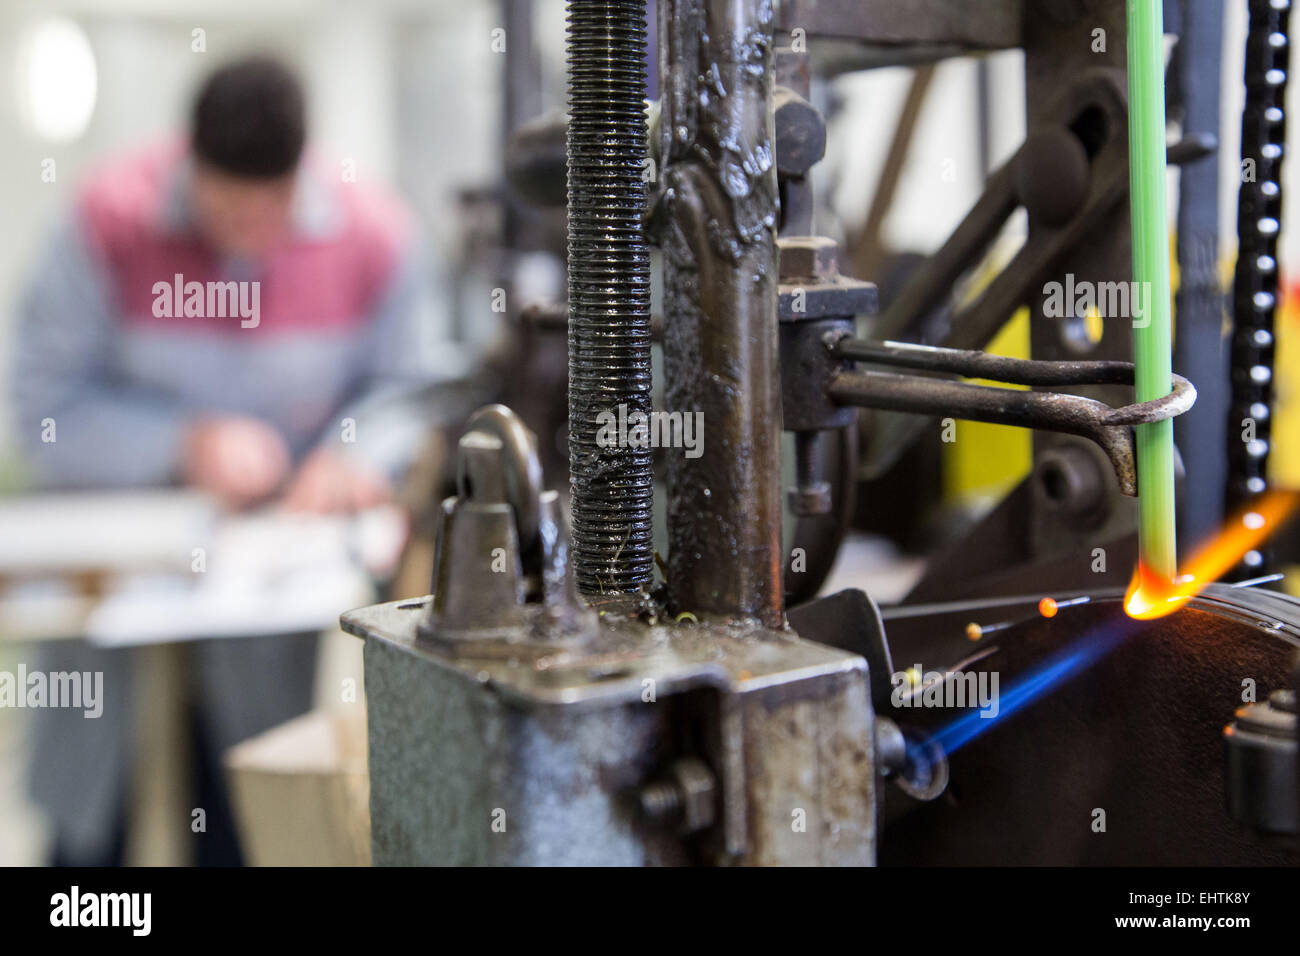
left=1227, top=0, right=1291, bottom=573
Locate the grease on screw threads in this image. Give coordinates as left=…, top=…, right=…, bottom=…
left=566, top=0, right=654, bottom=594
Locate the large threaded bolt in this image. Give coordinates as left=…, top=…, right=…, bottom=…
left=566, top=0, right=654, bottom=594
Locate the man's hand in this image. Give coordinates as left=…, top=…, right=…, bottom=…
left=183, top=416, right=291, bottom=508
left=281, top=446, right=392, bottom=514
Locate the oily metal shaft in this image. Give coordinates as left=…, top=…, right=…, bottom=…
left=660, top=0, right=784, bottom=627
left=566, top=0, right=653, bottom=593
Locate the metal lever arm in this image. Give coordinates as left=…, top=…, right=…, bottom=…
left=827, top=338, right=1197, bottom=496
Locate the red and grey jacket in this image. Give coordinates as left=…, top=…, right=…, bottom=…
left=14, top=139, right=464, bottom=489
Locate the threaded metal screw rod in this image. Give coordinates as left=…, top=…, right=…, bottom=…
left=566, top=0, right=653, bottom=593
left=1227, top=0, right=1290, bottom=575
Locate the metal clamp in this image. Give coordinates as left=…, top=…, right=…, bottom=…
left=423, top=404, right=595, bottom=654
left=827, top=338, right=1197, bottom=496
left=457, top=404, right=544, bottom=548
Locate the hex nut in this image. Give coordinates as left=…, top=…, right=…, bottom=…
left=779, top=236, right=839, bottom=281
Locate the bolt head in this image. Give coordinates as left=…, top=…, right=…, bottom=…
left=774, top=87, right=827, bottom=176
left=671, top=758, right=717, bottom=834
left=778, top=236, right=839, bottom=281
left=788, top=481, right=833, bottom=516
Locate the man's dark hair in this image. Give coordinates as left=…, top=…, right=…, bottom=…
left=191, top=56, right=306, bottom=179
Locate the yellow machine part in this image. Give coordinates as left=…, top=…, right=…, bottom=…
left=941, top=306, right=1033, bottom=506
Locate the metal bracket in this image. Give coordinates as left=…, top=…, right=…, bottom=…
left=828, top=338, right=1197, bottom=496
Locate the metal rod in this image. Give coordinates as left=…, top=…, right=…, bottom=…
left=659, top=0, right=783, bottom=627
left=828, top=367, right=1196, bottom=497
left=828, top=371, right=1134, bottom=432
left=833, top=338, right=1137, bottom=386
left=1173, top=0, right=1228, bottom=557
left=1126, top=0, right=1178, bottom=582
left=566, top=0, right=654, bottom=594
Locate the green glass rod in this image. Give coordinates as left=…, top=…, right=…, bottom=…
left=1126, top=0, right=1177, bottom=582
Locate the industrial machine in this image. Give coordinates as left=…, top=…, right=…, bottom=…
left=343, top=0, right=1300, bottom=865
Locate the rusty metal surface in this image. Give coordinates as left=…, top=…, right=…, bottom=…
left=786, top=424, right=859, bottom=604
left=356, top=386, right=875, bottom=865
left=788, top=587, right=894, bottom=708
left=659, top=0, right=784, bottom=627
left=773, top=241, right=860, bottom=570
left=349, top=596, right=862, bottom=710
left=362, top=634, right=684, bottom=866
left=774, top=77, right=820, bottom=235
left=346, top=596, right=877, bottom=865
left=777, top=236, right=877, bottom=323
left=828, top=361, right=1196, bottom=497
left=773, top=86, right=826, bottom=177
left=836, top=338, right=1160, bottom=389
left=422, top=406, right=596, bottom=655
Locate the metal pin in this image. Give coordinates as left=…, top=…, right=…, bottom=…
left=1230, top=572, right=1285, bottom=589
left=1038, top=595, right=1092, bottom=618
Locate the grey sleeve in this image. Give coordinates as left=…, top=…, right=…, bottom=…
left=328, top=241, right=477, bottom=481
left=11, top=216, right=189, bottom=489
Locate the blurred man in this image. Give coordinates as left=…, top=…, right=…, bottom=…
left=13, top=56, right=446, bottom=864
